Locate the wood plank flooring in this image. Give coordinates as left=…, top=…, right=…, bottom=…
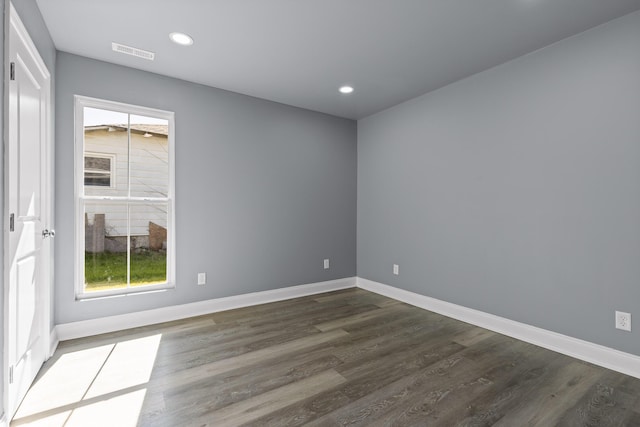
left=11, top=288, right=640, bottom=426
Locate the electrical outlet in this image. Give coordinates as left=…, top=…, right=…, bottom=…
left=393, top=264, right=399, bottom=275
left=197, top=273, right=206, bottom=286
left=615, top=311, right=631, bottom=332
left=324, top=259, right=330, bottom=270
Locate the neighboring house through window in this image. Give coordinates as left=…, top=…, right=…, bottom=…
left=84, top=153, right=115, bottom=187
left=75, top=96, right=175, bottom=298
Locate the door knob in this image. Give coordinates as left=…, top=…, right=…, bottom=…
left=42, top=229, right=55, bottom=238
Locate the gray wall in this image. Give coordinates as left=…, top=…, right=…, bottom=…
left=358, top=11, right=640, bottom=356
left=1, top=0, right=55, bottom=418
left=55, top=52, right=356, bottom=324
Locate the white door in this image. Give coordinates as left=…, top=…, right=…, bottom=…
left=5, top=4, right=52, bottom=418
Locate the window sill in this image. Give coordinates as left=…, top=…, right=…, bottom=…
left=76, top=283, right=175, bottom=301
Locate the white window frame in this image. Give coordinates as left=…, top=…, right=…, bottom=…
left=84, top=152, right=116, bottom=188
left=75, top=95, right=176, bottom=299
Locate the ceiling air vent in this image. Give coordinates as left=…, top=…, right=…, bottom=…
left=111, top=42, right=155, bottom=61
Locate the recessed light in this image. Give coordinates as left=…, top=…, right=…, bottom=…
left=169, top=32, right=194, bottom=46
left=339, top=85, right=354, bottom=94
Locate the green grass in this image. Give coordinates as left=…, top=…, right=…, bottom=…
left=85, top=251, right=167, bottom=292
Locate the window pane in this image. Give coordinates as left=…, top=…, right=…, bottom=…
left=129, top=203, right=168, bottom=287
left=84, top=172, right=111, bottom=187
left=130, top=115, right=169, bottom=198
left=84, top=107, right=128, bottom=197
left=84, top=204, right=128, bottom=292
left=85, top=156, right=110, bottom=171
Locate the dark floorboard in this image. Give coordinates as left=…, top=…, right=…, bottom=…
left=12, top=288, right=640, bottom=426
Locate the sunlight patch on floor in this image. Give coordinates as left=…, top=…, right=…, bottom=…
left=65, top=389, right=148, bottom=427
left=84, top=334, right=161, bottom=399
left=11, top=334, right=162, bottom=427
left=13, top=345, right=114, bottom=420
left=14, top=410, right=72, bottom=427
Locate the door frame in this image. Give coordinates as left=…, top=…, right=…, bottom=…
left=2, top=1, right=54, bottom=420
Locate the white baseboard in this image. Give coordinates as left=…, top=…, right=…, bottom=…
left=357, top=277, right=640, bottom=380
left=53, top=275, right=640, bottom=379
left=55, top=277, right=356, bottom=341
left=49, top=327, right=60, bottom=358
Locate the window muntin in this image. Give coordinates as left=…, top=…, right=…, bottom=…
left=75, top=96, right=175, bottom=298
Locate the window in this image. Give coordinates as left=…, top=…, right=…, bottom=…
left=84, top=154, right=115, bottom=187
left=75, top=96, right=175, bottom=298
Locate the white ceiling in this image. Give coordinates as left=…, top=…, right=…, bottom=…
left=37, top=0, right=640, bottom=120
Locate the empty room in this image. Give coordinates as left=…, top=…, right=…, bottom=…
left=2, top=0, right=640, bottom=425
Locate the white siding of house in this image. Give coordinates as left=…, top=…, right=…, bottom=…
left=84, top=128, right=168, bottom=236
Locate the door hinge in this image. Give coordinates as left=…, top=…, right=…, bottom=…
left=9, top=366, right=13, bottom=384
left=10, top=213, right=15, bottom=232
left=10, top=62, right=15, bottom=81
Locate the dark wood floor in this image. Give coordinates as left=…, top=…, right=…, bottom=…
left=13, top=288, right=640, bottom=426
